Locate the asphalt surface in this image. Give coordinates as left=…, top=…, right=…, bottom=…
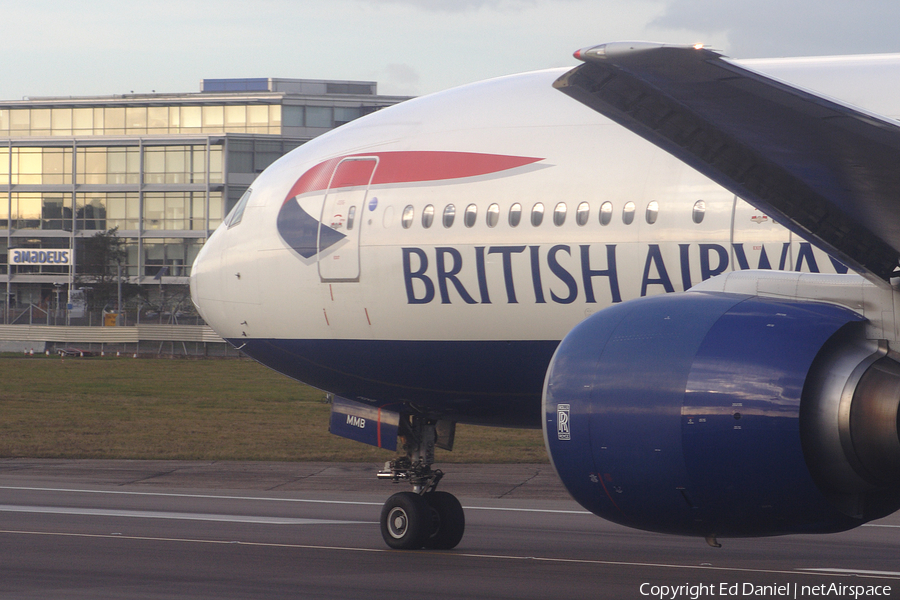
left=0, top=459, right=898, bottom=599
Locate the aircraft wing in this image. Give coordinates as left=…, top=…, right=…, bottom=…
left=554, top=42, right=900, bottom=284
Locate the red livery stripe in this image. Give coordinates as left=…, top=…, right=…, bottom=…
left=284, top=151, right=542, bottom=203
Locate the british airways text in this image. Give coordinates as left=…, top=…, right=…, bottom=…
left=402, top=243, right=847, bottom=305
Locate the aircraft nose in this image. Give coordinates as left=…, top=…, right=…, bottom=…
left=190, top=230, right=223, bottom=325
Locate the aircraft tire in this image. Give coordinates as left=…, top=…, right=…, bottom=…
left=380, top=492, right=431, bottom=550
left=423, top=491, right=465, bottom=550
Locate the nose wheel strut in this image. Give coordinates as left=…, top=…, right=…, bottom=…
left=377, top=415, right=465, bottom=550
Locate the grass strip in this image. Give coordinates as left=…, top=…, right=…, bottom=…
left=0, top=355, right=547, bottom=463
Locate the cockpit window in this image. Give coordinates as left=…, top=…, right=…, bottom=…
left=226, top=188, right=252, bottom=228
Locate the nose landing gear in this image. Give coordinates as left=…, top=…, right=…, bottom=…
left=377, top=415, right=465, bottom=550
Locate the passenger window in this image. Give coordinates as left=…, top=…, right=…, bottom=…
left=509, top=203, right=522, bottom=227
left=531, top=203, right=544, bottom=227
left=553, top=202, right=567, bottom=226
left=693, top=200, right=706, bottom=224
left=443, top=204, right=456, bottom=228
left=576, top=202, right=589, bottom=226
left=622, top=201, right=635, bottom=225
left=600, top=201, right=613, bottom=226
left=347, top=205, right=357, bottom=230
left=464, top=204, right=477, bottom=228
left=486, top=203, right=500, bottom=228
left=645, top=201, right=659, bottom=224
left=402, top=205, right=414, bottom=229
left=422, top=204, right=434, bottom=228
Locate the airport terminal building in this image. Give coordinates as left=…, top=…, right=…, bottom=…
left=0, top=78, right=410, bottom=322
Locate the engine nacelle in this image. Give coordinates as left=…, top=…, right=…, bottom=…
left=543, top=291, right=900, bottom=538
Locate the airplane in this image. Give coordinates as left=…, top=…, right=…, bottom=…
left=190, top=42, right=900, bottom=550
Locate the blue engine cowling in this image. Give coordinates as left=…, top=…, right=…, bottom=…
left=543, top=291, right=900, bottom=538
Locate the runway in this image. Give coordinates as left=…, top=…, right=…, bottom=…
left=1, top=460, right=898, bottom=599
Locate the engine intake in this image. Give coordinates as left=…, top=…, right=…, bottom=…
left=543, top=291, right=900, bottom=538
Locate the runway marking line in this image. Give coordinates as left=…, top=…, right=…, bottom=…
left=800, top=568, right=900, bottom=577
left=0, top=529, right=898, bottom=581
left=0, top=504, right=376, bottom=526
left=0, top=485, right=590, bottom=515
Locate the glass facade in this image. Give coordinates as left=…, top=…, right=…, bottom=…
left=1, top=137, right=227, bottom=283
left=0, top=78, right=411, bottom=315
left=0, top=104, right=283, bottom=137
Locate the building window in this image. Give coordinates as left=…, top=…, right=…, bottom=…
left=335, top=107, right=362, bottom=126
left=0, top=192, right=8, bottom=229
left=143, top=145, right=207, bottom=184
left=4, top=192, right=76, bottom=231
left=306, top=106, right=332, bottom=128
left=41, top=193, right=73, bottom=230
left=143, top=238, right=203, bottom=277
left=225, top=139, right=277, bottom=176
left=9, top=147, right=73, bottom=185
left=144, top=192, right=207, bottom=230
left=76, top=192, right=140, bottom=231
left=11, top=193, right=41, bottom=229
left=76, top=146, right=140, bottom=185
left=0, top=148, right=8, bottom=185
left=282, top=106, right=303, bottom=128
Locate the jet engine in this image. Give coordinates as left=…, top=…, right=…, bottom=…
left=543, top=291, right=900, bottom=538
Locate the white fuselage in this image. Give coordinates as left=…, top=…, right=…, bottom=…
left=190, top=55, right=900, bottom=426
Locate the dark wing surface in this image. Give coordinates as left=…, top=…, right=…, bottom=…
left=555, top=42, right=900, bottom=284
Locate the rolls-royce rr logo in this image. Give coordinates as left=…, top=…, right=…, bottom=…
left=557, top=404, right=570, bottom=440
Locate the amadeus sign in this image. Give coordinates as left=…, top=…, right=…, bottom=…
left=9, top=249, right=73, bottom=266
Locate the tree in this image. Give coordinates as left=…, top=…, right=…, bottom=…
left=75, top=227, right=142, bottom=311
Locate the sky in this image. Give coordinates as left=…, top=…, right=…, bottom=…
left=5, top=0, right=900, bottom=100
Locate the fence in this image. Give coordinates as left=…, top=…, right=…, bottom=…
left=0, top=323, right=236, bottom=357
left=2, top=304, right=203, bottom=328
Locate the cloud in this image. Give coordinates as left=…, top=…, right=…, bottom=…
left=650, top=0, right=900, bottom=58
left=383, top=63, right=422, bottom=95
left=373, top=0, right=541, bottom=12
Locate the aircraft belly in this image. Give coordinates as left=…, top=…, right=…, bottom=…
left=231, top=337, right=559, bottom=427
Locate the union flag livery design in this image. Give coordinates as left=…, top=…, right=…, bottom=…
left=276, top=151, right=543, bottom=259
